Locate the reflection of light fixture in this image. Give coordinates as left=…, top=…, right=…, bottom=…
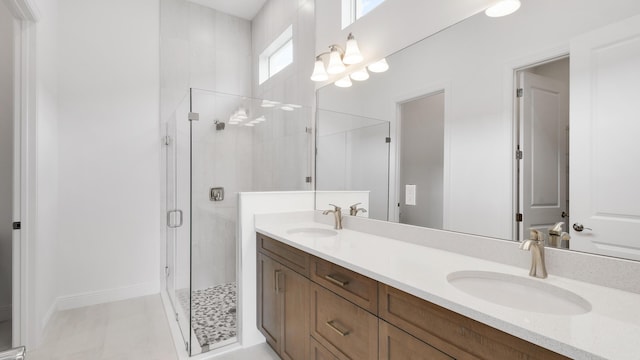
left=350, top=68, right=369, bottom=81
left=255, top=116, right=266, bottom=122
left=368, top=58, right=389, bottom=73
left=244, top=123, right=255, bottom=127
left=281, top=105, right=294, bottom=111
left=334, top=76, right=352, bottom=88
left=236, top=108, right=248, bottom=119
left=343, top=33, right=363, bottom=65
left=261, top=99, right=279, bottom=108
left=485, top=0, right=521, bottom=17
left=327, top=46, right=346, bottom=74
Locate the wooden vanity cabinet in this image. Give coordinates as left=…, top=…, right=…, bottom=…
left=378, top=284, right=569, bottom=360
left=257, top=235, right=310, bottom=360
left=256, top=232, right=570, bottom=360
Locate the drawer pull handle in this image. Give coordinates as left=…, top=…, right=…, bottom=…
left=326, top=320, right=350, bottom=336
left=324, top=274, right=349, bottom=287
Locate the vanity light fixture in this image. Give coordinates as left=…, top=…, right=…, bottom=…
left=310, top=33, right=363, bottom=80
left=343, top=33, right=363, bottom=65
left=334, top=76, right=353, bottom=88
left=485, top=0, right=521, bottom=17
left=310, top=58, right=329, bottom=81
left=368, top=58, right=389, bottom=73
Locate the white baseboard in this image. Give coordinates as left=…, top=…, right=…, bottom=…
left=0, top=304, right=11, bottom=322
left=55, top=281, right=160, bottom=311
left=40, top=301, right=56, bottom=337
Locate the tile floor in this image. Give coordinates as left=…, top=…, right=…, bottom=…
left=22, top=295, right=278, bottom=360
left=27, top=295, right=176, bottom=360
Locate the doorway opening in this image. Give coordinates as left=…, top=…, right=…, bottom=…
left=515, top=56, right=570, bottom=246
left=397, top=91, right=445, bottom=228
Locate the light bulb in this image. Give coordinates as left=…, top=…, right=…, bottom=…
left=310, top=59, right=329, bottom=82
left=334, top=76, right=352, bottom=88
left=368, top=58, right=389, bottom=73
left=485, top=0, right=521, bottom=17
left=327, top=46, right=346, bottom=74
left=350, top=68, right=369, bottom=81
left=343, top=33, right=363, bottom=65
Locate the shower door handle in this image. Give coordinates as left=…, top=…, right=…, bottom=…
left=167, top=210, right=183, bottom=228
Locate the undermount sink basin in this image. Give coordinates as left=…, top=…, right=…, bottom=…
left=447, top=271, right=591, bottom=315
left=286, top=227, right=338, bottom=238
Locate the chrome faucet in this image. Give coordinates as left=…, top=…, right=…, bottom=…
left=349, top=203, right=367, bottom=216
left=323, top=204, right=343, bottom=230
left=519, top=229, right=548, bottom=279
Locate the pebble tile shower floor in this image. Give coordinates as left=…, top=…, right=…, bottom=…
left=178, top=282, right=237, bottom=351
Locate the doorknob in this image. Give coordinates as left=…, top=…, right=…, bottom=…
left=561, top=211, right=568, bottom=218
left=572, top=223, right=592, bottom=232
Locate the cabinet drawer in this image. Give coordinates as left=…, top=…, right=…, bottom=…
left=311, top=283, right=378, bottom=360
left=311, top=256, right=378, bottom=314
left=310, top=336, right=340, bottom=360
left=257, top=233, right=309, bottom=277
left=379, top=320, right=454, bottom=360
left=379, top=284, right=569, bottom=360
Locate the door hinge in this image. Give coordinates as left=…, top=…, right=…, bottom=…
left=305, top=127, right=312, bottom=134
left=516, top=213, right=523, bottom=222
left=516, top=149, right=523, bottom=160
left=185, top=341, right=190, bottom=352
left=12, top=221, right=21, bottom=230
left=516, top=88, right=524, bottom=97
left=385, top=137, right=391, bottom=143
left=188, top=112, right=200, bottom=121
left=163, top=136, right=171, bottom=146
left=305, top=176, right=312, bottom=183
left=164, top=266, right=170, bottom=277
left=175, top=312, right=179, bottom=321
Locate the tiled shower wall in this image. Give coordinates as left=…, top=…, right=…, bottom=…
left=251, top=0, right=316, bottom=191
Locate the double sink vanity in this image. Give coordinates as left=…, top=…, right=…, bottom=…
left=255, top=211, right=640, bottom=360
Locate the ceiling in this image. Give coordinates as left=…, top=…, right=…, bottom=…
left=187, top=0, right=268, bottom=20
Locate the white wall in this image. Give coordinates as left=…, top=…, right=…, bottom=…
left=54, top=0, right=160, bottom=306
left=316, top=0, right=640, bottom=240
left=33, top=0, right=61, bottom=339
left=0, top=3, right=15, bottom=323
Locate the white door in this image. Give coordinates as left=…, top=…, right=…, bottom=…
left=570, top=14, right=640, bottom=260
left=519, top=72, right=569, bottom=239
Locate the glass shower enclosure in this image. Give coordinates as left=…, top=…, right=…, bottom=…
left=164, top=89, right=312, bottom=356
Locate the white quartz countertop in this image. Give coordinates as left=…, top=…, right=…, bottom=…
left=255, top=215, right=640, bottom=360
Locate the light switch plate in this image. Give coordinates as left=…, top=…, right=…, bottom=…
left=405, top=184, right=416, bottom=206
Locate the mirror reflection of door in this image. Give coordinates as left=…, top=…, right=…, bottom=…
left=516, top=58, right=570, bottom=243
left=569, top=15, right=640, bottom=260
left=398, top=91, right=445, bottom=228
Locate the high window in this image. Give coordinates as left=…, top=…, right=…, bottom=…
left=259, top=25, right=294, bottom=84
left=342, top=0, right=386, bottom=28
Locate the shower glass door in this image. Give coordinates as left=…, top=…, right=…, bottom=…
left=165, top=93, right=192, bottom=348
left=187, top=88, right=312, bottom=354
